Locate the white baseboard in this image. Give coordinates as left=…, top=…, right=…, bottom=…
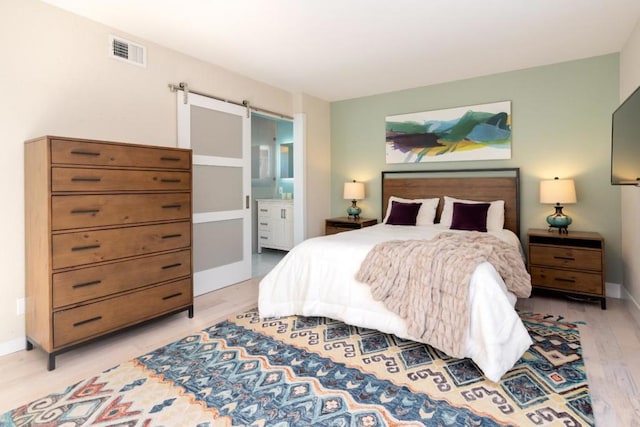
left=606, top=281, right=622, bottom=299
left=621, top=286, right=640, bottom=325
left=0, top=337, right=25, bottom=357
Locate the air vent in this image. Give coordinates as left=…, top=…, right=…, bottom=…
left=109, top=35, right=146, bottom=67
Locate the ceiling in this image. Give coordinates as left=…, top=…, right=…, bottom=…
left=42, top=0, right=640, bottom=101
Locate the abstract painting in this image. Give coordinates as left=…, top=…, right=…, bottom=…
left=385, top=101, right=511, bottom=163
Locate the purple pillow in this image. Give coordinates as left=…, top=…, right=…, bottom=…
left=450, top=202, right=490, bottom=232
left=385, top=201, right=422, bottom=225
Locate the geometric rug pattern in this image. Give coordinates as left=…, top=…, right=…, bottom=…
left=1, top=309, right=594, bottom=426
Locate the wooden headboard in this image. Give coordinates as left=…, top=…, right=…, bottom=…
left=381, top=168, right=520, bottom=236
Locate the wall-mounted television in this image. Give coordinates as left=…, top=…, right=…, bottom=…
left=611, top=85, right=640, bottom=185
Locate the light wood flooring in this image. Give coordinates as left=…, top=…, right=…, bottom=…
left=1, top=278, right=639, bottom=426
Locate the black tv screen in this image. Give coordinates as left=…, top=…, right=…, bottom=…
left=611, top=85, right=640, bottom=185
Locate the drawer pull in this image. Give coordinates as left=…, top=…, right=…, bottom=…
left=71, top=244, right=101, bottom=252
left=72, top=280, right=102, bottom=289
left=70, top=209, right=100, bottom=214
left=554, top=278, right=576, bottom=283
left=73, top=316, right=102, bottom=327
left=260, top=236, right=268, bottom=240
left=161, top=204, right=182, bottom=209
left=161, top=234, right=182, bottom=239
left=260, top=209, right=268, bottom=212
left=70, top=150, right=100, bottom=157
left=71, top=177, right=102, bottom=182
left=160, top=178, right=181, bottom=183
left=553, top=256, right=575, bottom=261
left=260, top=222, right=268, bottom=226
left=160, top=156, right=181, bottom=162
left=162, top=263, right=182, bottom=270
left=162, top=292, right=183, bottom=300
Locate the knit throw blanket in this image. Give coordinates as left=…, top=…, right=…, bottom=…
left=355, top=232, right=531, bottom=358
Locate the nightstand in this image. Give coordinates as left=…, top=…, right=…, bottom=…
left=527, top=228, right=606, bottom=309
left=325, top=217, right=377, bottom=235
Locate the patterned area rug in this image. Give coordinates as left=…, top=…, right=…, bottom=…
left=2, top=310, right=593, bottom=426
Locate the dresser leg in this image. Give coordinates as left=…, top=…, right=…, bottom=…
left=188, top=305, right=194, bottom=318
left=601, top=297, right=607, bottom=310
left=47, top=354, right=56, bottom=371
left=26, top=339, right=33, bottom=351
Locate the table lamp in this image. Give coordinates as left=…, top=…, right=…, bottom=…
left=540, top=177, right=577, bottom=234
left=343, top=180, right=365, bottom=219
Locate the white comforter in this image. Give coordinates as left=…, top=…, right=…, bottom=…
left=258, top=223, right=532, bottom=382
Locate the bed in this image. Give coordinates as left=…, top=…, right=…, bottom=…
left=258, top=168, right=532, bottom=382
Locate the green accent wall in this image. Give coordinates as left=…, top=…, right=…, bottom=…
left=330, top=54, right=622, bottom=284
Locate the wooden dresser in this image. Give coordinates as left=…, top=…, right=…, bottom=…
left=25, top=136, right=193, bottom=369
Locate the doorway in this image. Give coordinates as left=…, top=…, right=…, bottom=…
left=251, top=114, right=294, bottom=276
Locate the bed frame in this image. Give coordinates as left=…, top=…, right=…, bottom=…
left=381, top=168, right=520, bottom=237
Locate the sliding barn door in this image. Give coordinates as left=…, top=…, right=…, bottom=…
left=177, top=91, right=251, bottom=295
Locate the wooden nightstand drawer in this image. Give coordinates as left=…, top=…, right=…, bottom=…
left=530, top=266, right=602, bottom=295
left=529, top=245, right=601, bottom=272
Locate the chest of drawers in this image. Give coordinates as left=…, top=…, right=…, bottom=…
left=25, top=136, right=194, bottom=369
left=527, top=228, right=605, bottom=309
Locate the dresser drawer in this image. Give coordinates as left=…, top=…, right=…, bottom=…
left=52, top=168, right=191, bottom=192
left=529, top=245, right=601, bottom=271
left=52, top=193, right=191, bottom=230
left=53, top=278, right=192, bottom=348
left=52, top=221, right=191, bottom=269
left=53, top=249, right=191, bottom=308
left=51, top=139, right=191, bottom=169
left=258, top=232, right=273, bottom=245
left=257, top=218, right=271, bottom=231
left=530, top=266, right=603, bottom=295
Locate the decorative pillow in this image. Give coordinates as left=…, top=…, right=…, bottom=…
left=385, top=201, right=423, bottom=225
left=440, top=196, right=505, bottom=231
left=450, top=202, right=490, bottom=232
left=383, top=196, right=439, bottom=225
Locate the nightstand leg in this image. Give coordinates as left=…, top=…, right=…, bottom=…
left=600, top=297, right=607, bottom=310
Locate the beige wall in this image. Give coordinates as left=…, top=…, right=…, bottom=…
left=0, top=0, right=330, bottom=354
left=619, top=18, right=640, bottom=311
left=295, top=93, right=332, bottom=238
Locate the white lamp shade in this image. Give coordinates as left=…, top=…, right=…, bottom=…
left=540, top=178, right=577, bottom=204
left=343, top=181, right=365, bottom=200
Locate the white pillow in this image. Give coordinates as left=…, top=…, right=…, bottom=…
left=383, top=196, right=439, bottom=225
left=440, top=196, right=505, bottom=231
